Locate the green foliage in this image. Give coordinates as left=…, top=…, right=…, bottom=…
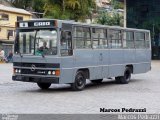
left=111, top=0, right=124, bottom=9
left=7, top=0, right=32, bottom=9
left=7, top=0, right=96, bottom=21
left=96, top=11, right=123, bottom=26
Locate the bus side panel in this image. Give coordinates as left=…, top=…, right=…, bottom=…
left=60, top=57, right=74, bottom=84
left=123, top=49, right=136, bottom=63
left=109, top=50, right=125, bottom=77
left=92, top=50, right=103, bottom=79
left=133, top=49, right=151, bottom=74
left=145, top=49, right=151, bottom=72
left=145, top=49, right=151, bottom=62
left=101, top=50, right=109, bottom=78
left=73, top=50, right=96, bottom=80
left=133, top=63, right=150, bottom=74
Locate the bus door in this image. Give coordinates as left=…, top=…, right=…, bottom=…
left=60, top=30, right=74, bottom=83
left=92, top=28, right=106, bottom=79
left=108, top=29, right=124, bottom=77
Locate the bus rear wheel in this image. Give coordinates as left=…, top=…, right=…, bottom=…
left=71, top=71, right=86, bottom=91
left=37, top=83, right=51, bottom=89
left=115, top=67, right=131, bottom=84
left=91, top=79, right=103, bottom=84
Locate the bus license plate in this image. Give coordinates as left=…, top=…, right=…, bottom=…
left=16, top=76, right=22, bottom=80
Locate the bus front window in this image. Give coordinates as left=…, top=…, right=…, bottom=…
left=15, top=29, right=58, bottom=55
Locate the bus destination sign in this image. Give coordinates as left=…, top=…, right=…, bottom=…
left=18, top=20, right=56, bottom=28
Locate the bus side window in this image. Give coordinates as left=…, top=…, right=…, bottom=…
left=74, top=27, right=91, bottom=49
left=61, top=31, right=72, bottom=56
left=92, top=28, right=105, bottom=49
left=135, top=32, right=145, bottom=49
left=109, top=29, right=122, bottom=48
left=145, top=32, right=150, bottom=48
left=123, top=31, right=134, bottom=49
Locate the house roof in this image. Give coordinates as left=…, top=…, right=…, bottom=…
left=96, top=0, right=111, bottom=7
left=0, top=4, right=32, bottom=15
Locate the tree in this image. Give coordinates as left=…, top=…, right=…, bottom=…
left=7, top=0, right=45, bottom=12
left=111, top=0, right=124, bottom=9
left=43, top=0, right=96, bottom=21
left=7, top=0, right=96, bottom=21
left=96, top=11, right=123, bottom=26
left=7, top=0, right=32, bottom=9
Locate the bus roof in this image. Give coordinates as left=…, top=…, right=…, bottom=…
left=19, top=19, right=150, bottom=32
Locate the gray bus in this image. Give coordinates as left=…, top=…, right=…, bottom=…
left=12, top=19, right=151, bottom=91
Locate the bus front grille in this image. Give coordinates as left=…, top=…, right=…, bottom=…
left=13, top=62, right=60, bottom=68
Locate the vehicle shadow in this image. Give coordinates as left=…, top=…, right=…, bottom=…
left=23, top=78, right=142, bottom=93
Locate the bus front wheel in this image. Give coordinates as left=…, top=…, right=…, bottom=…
left=115, top=67, right=131, bottom=84
left=37, top=83, right=51, bottom=89
left=71, top=71, right=86, bottom=91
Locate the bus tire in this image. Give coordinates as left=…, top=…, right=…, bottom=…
left=115, top=67, right=131, bottom=84
left=71, top=71, right=86, bottom=91
left=37, top=83, right=51, bottom=89
left=91, top=79, right=103, bottom=84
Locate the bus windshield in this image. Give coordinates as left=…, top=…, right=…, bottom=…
left=15, top=29, right=58, bottom=55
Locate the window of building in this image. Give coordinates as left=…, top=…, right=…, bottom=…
left=109, top=29, right=122, bottom=48
left=123, top=31, right=134, bottom=48
left=17, top=16, right=23, bottom=21
left=7, top=30, right=14, bottom=39
left=1, top=14, right=9, bottom=20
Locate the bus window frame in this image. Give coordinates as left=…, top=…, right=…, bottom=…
left=60, top=30, right=73, bottom=56
left=122, top=30, right=135, bottom=49
left=134, top=31, right=146, bottom=49
left=91, top=27, right=107, bottom=49
left=108, top=28, right=123, bottom=49
left=73, top=26, right=92, bottom=49
left=145, top=32, right=151, bottom=49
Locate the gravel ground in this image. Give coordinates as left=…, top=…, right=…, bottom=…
left=0, top=61, right=160, bottom=114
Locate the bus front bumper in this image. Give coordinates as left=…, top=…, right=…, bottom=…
left=12, top=75, right=59, bottom=83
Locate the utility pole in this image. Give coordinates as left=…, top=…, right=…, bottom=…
left=123, top=0, right=126, bottom=28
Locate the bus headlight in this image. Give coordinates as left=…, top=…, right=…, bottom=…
left=18, top=69, right=21, bottom=73
left=52, top=71, right=55, bottom=75
left=14, top=69, right=21, bottom=73
left=47, top=70, right=60, bottom=76
left=48, top=71, right=51, bottom=75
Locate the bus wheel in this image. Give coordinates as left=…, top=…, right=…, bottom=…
left=115, top=67, right=131, bottom=84
left=91, top=79, right=103, bottom=84
left=71, top=71, right=86, bottom=91
left=37, top=83, right=51, bottom=89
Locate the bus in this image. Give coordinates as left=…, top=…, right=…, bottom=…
left=12, top=19, right=151, bottom=91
